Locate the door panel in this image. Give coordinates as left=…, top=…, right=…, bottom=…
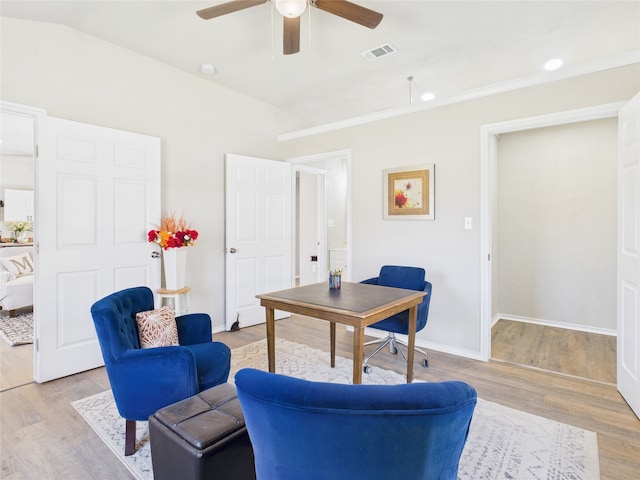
left=618, top=92, right=640, bottom=418
left=265, top=255, right=286, bottom=293
left=35, top=116, right=161, bottom=382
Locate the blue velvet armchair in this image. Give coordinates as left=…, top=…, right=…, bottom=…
left=360, top=265, right=432, bottom=371
left=90, top=286, right=231, bottom=455
left=235, top=368, right=477, bottom=480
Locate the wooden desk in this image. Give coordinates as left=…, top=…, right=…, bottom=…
left=256, top=282, right=427, bottom=384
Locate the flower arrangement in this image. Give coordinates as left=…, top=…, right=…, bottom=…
left=147, top=213, right=198, bottom=250
left=6, top=221, right=33, bottom=234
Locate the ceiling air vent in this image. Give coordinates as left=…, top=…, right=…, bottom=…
left=361, top=43, right=397, bottom=62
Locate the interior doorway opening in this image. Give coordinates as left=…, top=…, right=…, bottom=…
left=291, top=150, right=352, bottom=286
left=488, top=119, right=618, bottom=383
left=0, top=103, right=40, bottom=391
left=480, top=103, right=623, bottom=384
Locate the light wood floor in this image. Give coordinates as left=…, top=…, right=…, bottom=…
left=491, top=319, right=617, bottom=384
left=0, top=308, right=35, bottom=393
left=1, top=316, right=638, bottom=479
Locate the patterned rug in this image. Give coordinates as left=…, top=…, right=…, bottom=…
left=72, top=339, right=600, bottom=480
left=0, top=312, right=33, bottom=345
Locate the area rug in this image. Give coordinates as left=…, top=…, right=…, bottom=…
left=0, top=312, right=33, bottom=345
left=72, top=338, right=600, bottom=480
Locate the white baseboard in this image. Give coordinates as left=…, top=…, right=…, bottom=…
left=493, top=313, right=617, bottom=337
left=212, top=323, right=226, bottom=334
left=416, top=340, right=486, bottom=361
left=361, top=327, right=486, bottom=362
left=216, top=322, right=484, bottom=361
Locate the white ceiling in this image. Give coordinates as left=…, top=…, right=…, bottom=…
left=1, top=1, right=639, bottom=129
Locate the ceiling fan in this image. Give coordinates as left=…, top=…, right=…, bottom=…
left=196, top=0, right=383, bottom=55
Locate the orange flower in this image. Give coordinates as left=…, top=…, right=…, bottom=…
left=148, top=212, right=198, bottom=250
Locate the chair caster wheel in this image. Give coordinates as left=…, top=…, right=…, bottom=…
left=364, top=365, right=372, bottom=374
left=422, top=358, right=429, bottom=368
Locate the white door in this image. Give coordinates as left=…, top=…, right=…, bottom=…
left=225, top=154, right=292, bottom=330
left=618, top=92, right=640, bottom=418
left=34, top=116, right=161, bottom=382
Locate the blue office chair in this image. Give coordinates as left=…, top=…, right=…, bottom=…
left=360, top=265, right=432, bottom=373
left=236, top=368, right=477, bottom=480
left=90, top=286, right=231, bottom=455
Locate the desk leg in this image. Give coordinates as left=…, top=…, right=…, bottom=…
left=353, top=326, right=364, bottom=384
left=330, top=322, right=336, bottom=368
left=407, top=305, right=417, bottom=383
left=266, top=307, right=275, bottom=373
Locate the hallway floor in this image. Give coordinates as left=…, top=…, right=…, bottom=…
left=491, top=319, right=616, bottom=384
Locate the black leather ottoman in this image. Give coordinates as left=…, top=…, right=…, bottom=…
left=149, top=383, right=256, bottom=480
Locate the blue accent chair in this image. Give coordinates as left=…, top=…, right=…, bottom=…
left=235, top=368, right=477, bottom=480
left=90, top=286, right=231, bottom=456
left=360, top=265, right=432, bottom=372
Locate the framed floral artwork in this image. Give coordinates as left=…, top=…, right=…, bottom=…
left=383, top=164, right=435, bottom=220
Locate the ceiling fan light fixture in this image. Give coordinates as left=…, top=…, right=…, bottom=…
left=275, top=0, right=307, bottom=18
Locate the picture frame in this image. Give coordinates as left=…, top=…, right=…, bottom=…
left=383, top=164, right=435, bottom=220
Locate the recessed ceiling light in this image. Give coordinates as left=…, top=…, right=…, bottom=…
left=421, top=92, right=435, bottom=102
left=199, top=63, right=216, bottom=75
left=544, top=58, right=563, bottom=71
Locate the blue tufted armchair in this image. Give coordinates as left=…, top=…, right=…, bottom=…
left=236, top=368, right=477, bottom=480
left=360, top=265, right=432, bottom=372
left=90, top=286, right=231, bottom=455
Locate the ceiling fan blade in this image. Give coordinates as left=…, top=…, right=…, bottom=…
left=196, top=0, right=267, bottom=20
left=314, top=0, right=383, bottom=29
left=283, top=16, right=301, bottom=55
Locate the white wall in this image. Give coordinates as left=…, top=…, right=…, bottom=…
left=278, top=65, right=639, bottom=358
left=495, top=119, right=617, bottom=331
left=2, top=16, right=637, bottom=357
left=0, top=17, right=302, bottom=329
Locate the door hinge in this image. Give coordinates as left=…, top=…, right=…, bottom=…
left=488, top=253, right=491, bottom=261
left=35, top=144, right=39, bottom=158
left=35, top=338, right=39, bottom=352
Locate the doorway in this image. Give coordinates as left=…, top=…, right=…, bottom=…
left=480, top=102, right=623, bottom=363
left=0, top=104, right=40, bottom=391
left=489, top=119, right=618, bottom=382
left=291, top=150, right=352, bottom=284
left=2, top=101, right=162, bottom=383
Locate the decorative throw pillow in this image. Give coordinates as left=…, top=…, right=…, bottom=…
left=135, top=305, right=179, bottom=349
left=1, top=252, right=34, bottom=277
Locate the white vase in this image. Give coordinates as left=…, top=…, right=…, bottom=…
left=163, top=248, right=187, bottom=290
